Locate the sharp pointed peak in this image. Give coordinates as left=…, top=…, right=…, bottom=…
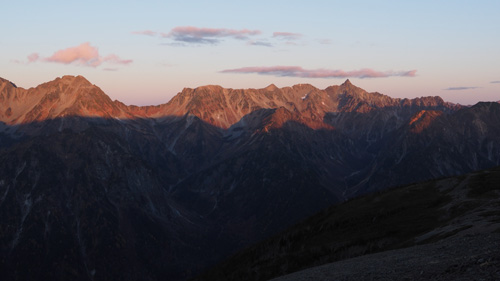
left=264, top=84, right=279, bottom=91
left=339, top=79, right=363, bottom=92
left=342, top=79, right=352, bottom=86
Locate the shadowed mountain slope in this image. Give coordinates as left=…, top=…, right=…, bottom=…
left=193, top=166, right=500, bottom=281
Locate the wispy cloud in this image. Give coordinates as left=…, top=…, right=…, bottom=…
left=27, top=53, right=39, bottom=63
left=101, top=54, right=132, bottom=65
left=221, top=66, right=417, bottom=79
left=444, top=86, right=479, bottom=91
left=165, top=26, right=261, bottom=44
left=160, top=42, right=188, bottom=47
left=491, top=81, right=500, bottom=84
left=273, top=32, right=302, bottom=41
left=131, top=30, right=157, bottom=36
left=248, top=40, right=273, bottom=47
left=318, top=39, right=332, bottom=45
left=42, top=42, right=132, bottom=67
left=11, top=53, right=40, bottom=64
left=159, top=62, right=177, bottom=67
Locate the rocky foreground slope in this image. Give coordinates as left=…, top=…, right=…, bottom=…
left=195, top=166, right=500, bottom=281
left=0, top=76, right=499, bottom=280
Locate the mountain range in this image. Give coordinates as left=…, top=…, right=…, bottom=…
left=0, top=75, right=499, bottom=280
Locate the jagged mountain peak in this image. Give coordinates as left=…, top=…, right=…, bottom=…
left=180, top=85, right=227, bottom=95
left=402, top=96, right=446, bottom=107
left=0, top=75, right=130, bottom=125
left=339, top=79, right=362, bottom=92
left=261, top=107, right=296, bottom=131
left=38, top=75, right=93, bottom=90
left=0, top=75, right=462, bottom=129
left=164, top=82, right=334, bottom=128
left=195, top=84, right=225, bottom=92
left=289, top=83, right=318, bottom=92
left=342, top=79, right=352, bottom=86
left=59, top=74, right=91, bottom=84
left=264, top=84, right=279, bottom=91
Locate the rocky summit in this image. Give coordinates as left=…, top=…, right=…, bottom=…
left=0, top=76, right=499, bottom=280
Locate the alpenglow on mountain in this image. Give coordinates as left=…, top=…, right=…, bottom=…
left=0, top=75, right=499, bottom=280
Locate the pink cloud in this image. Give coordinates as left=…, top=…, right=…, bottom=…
left=221, top=66, right=417, bottom=79
left=165, top=26, right=261, bottom=44
left=273, top=32, right=303, bottom=40
left=27, top=53, right=39, bottom=63
left=43, top=42, right=132, bottom=67
left=102, top=54, right=133, bottom=65
left=45, top=42, right=100, bottom=66
left=132, top=30, right=157, bottom=36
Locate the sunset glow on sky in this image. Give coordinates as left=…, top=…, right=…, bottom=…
left=2, top=0, right=499, bottom=105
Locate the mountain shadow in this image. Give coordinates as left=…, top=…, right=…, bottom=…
left=0, top=106, right=499, bottom=281
left=193, top=166, right=500, bottom=281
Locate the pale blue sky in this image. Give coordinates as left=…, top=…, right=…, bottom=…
left=2, top=0, right=499, bottom=105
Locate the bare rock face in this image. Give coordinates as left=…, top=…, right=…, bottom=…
left=0, top=76, right=499, bottom=281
